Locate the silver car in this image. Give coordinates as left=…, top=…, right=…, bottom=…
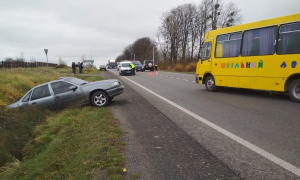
left=7, top=77, right=124, bottom=110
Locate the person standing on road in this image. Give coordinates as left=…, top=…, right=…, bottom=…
left=72, top=62, right=76, bottom=74
left=79, top=62, right=83, bottom=74
left=129, top=62, right=136, bottom=75
left=154, top=63, right=158, bottom=71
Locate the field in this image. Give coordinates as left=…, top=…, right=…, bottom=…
left=0, top=67, right=125, bottom=180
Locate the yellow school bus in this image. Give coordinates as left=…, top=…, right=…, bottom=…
left=195, top=13, right=300, bottom=102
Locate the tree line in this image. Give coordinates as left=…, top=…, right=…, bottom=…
left=115, top=0, right=242, bottom=68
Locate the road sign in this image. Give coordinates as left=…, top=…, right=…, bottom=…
left=44, top=49, right=48, bottom=55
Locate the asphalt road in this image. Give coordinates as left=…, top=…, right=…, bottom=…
left=101, top=69, right=300, bottom=180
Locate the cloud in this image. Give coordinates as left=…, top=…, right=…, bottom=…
left=0, top=0, right=299, bottom=67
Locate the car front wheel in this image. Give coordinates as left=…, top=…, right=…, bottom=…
left=289, top=79, right=300, bottom=102
left=91, top=91, right=109, bottom=107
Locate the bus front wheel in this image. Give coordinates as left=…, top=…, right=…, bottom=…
left=289, top=79, right=300, bottom=102
left=205, top=75, right=216, bottom=92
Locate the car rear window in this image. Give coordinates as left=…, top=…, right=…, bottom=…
left=145, top=60, right=153, bottom=64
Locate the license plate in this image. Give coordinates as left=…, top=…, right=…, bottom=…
left=126, top=71, right=131, bottom=73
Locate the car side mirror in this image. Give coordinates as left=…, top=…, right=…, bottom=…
left=69, top=86, right=78, bottom=91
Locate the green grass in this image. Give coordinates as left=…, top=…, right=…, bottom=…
left=0, top=67, right=125, bottom=180
left=131, top=173, right=141, bottom=179
left=1, top=107, right=125, bottom=180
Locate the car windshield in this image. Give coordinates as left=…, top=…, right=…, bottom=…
left=64, top=77, right=88, bottom=85
left=121, top=63, right=130, bottom=67
left=132, top=61, right=142, bottom=65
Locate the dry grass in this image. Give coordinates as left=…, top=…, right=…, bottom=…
left=174, top=63, right=185, bottom=72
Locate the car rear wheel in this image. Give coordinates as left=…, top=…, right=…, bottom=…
left=289, top=79, right=300, bottom=102
left=91, top=91, right=109, bottom=107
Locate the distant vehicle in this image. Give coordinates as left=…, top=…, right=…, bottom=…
left=132, top=61, right=143, bottom=72
left=195, top=13, right=300, bottom=102
left=107, top=60, right=116, bottom=69
left=117, top=62, right=120, bottom=71
left=99, top=65, right=106, bottom=71
left=119, top=62, right=134, bottom=76
left=143, top=60, right=154, bottom=71
left=7, top=77, right=124, bottom=110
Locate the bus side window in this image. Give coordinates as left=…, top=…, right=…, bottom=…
left=215, top=33, right=242, bottom=58
left=242, top=26, right=277, bottom=56
left=277, top=22, right=300, bottom=54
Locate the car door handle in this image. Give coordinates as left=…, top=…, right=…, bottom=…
left=55, top=96, right=60, bottom=98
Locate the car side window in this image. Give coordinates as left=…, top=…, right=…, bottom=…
left=51, top=81, right=74, bottom=95
left=22, top=90, right=32, bottom=102
left=31, top=84, right=51, bottom=100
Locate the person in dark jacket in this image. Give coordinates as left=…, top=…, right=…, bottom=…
left=72, top=62, right=76, bottom=74
left=79, top=62, right=83, bottom=74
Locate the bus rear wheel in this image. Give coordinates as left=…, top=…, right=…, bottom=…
left=289, top=79, right=300, bottom=102
left=205, top=75, right=216, bottom=92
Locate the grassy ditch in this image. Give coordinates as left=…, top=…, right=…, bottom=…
left=0, top=67, right=126, bottom=180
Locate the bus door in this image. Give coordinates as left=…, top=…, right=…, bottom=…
left=199, top=41, right=213, bottom=75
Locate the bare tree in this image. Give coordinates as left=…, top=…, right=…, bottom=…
left=58, top=56, right=66, bottom=66
left=115, top=54, right=125, bottom=62
left=218, top=2, right=242, bottom=28
left=158, top=10, right=182, bottom=64
left=4, top=57, right=14, bottom=62
left=197, top=0, right=212, bottom=58
left=16, top=52, right=25, bottom=62
left=30, top=57, right=36, bottom=62
left=131, top=37, right=157, bottom=60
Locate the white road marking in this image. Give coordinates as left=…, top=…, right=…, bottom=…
left=192, top=81, right=195, bottom=82
left=112, top=70, right=300, bottom=177
left=165, top=76, right=168, bottom=77
left=176, top=78, right=180, bottom=80
left=170, top=77, right=174, bottom=78
left=183, top=79, right=189, bottom=81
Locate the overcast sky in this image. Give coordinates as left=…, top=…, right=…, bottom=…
left=0, top=0, right=299, bottom=68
